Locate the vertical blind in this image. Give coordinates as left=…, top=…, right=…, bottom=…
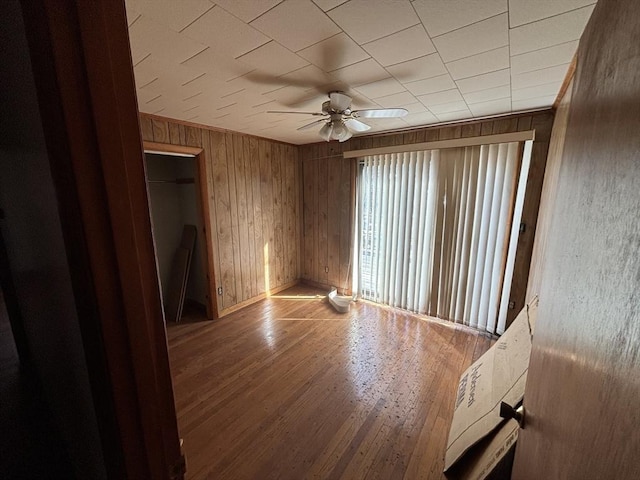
left=358, top=142, right=520, bottom=334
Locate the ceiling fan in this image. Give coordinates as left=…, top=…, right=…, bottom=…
left=268, top=92, right=408, bottom=142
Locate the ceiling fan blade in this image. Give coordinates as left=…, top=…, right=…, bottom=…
left=297, top=119, right=326, bottom=131
left=353, top=108, right=408, bottom=118
left=344, top=118, right=371, bottom=132
left=329, top=91, right=352, bottom=112
left=267, top=110, right=327, bottom=116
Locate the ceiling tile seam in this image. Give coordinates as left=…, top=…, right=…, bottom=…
left=295, top=30, right=373, bottom=72
left=179, top=45, right=213, bottom=67
left=146, top=94, right=162, bottom=104
left=245, top=1, right=287, bottom=25
left=139, top=76, right=159, bottom=90
left=443, top=44, right=509, bottom=68
left=509, top=39, right=579, bottom=59
left=152, top=107, right=164, bottom=115
left=234, top=39, right=280, bottom=62
left=184, top=105, right=199, bottom=112
left=508, top=3, right=597, bottom=30
left=182, top=72, right=207, bottom=87
left=182, top=91, right=203, bottom=102
left=186, top=114, right=199, bottom=120
left=448, top=62, right=511, bottom=83
left=216, top=102, right=236, bottom=110
left=428, top=11, right=507, bottom=40
left=360, top=21, right=424, bottom=48
left=220, top=88, right=245, bottom=99
left=512, top=59, right=572, bottom=76
left=128, top=13, right=142, bottom=28
left=465, top=94, right=511, bottom=106
left=384, top=51, right=440, bottom=70
left=512, top=79, right=567, bottom=93
left=133, top=52, right=151, bottom=67
left=177, top=3, right=215, bottom=33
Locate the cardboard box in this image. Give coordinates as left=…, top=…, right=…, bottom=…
left=444, top=298, right=537, bottom=479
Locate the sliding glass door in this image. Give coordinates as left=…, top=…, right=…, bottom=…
left=357, top=142, right=522, bottom=334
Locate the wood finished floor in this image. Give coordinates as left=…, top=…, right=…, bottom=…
left=167, top=286, right=493, bottom=480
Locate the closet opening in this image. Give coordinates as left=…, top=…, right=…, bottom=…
left=144, top=148, right=212, bottom=323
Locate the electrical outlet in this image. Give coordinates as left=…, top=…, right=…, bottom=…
left=217, top=287, right=223, bottom=295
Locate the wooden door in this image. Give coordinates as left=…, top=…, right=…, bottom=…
left=512, top=0, right=640, bottom=478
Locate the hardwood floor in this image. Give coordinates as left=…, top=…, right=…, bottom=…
left=166, top=285, right=493, bottom=480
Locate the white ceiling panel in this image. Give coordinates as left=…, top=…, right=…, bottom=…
left=405, top=74, right=456, bottom=96
left=433, top=13, right=508, bottom=62
left=468, top=97, right=512, bottom=116
left=327, top=0, right=420, bottom=44
left=127, top=0, right=596, bottom=144
left=456, top=69, right=510, bottom=94
left=416, top=89, right=464, bottom=107
left=250, top=0, right=340, bottom=51
left=386, top=54, right=447, bottom=83
left=429, top=100, right=469, bottom=114
left=509, top=0, right=596, bottom=28
left=414, top=0, right=507, bottom=37
left=215, top=0, right=284, bottom=23
left=462, top=85, right=511, bottom=104
left=436, top=109, right=473, bottom=122
left=297, top=33, right=369, bottom=71
left=330, top=59, right=390, bottom=86
left=446, top=46, right=510, bottom=80
left=182, top=6, right=270, bottom=58
left=512, top=81, right=562, bottom=101
left=511, top=41, right=578, bottom=75
left=512, top=63, right=570, bottom=90
left=510, top=5, right=595, bottom=55
left=237, top=41, right=309, bottom=77
left=126, top=0, right=213, bottom=32
left=362, top=25, right=436, bottom=67
left=355, top=77, right=406, bottom=99
left=512, top=95, right=557, bottom=110
left=312, top=0, right=348, bottom=11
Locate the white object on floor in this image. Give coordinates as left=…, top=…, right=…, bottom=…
left=328, top=287, right=352, bottom=313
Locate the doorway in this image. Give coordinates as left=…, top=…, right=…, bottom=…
left=144, top=151, right=211, bottom=322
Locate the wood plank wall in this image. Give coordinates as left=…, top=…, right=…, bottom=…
left=299, top=111, right=554, bottom=327
left=139, top=114, right=300, bottom=316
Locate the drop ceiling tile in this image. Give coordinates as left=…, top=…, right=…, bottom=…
left=405, top=74, right=456, bottom=96
left=263, top=85, right=319, bottom=107
left=433, top=13, right=508, bottom=62
left=237, top=41, right=309, bottom=77
left=462, top=84, right=510, bottom=104
left=512, top=82, right=561, bottom=101
left=510, top=5, right=595, bottom=55
left=375, top=91, right=418, bottom=108
left=436, top=109, right=473, bottom=122
left=126, top=0, right=213, bottom=32
left=403, top=111, right=439, bottom=126
left=512, top=95, right=557, bottom=110
left=181, top=48, right=255, bottom=81
left=250, top=0, right=340, bottom=51
left=330, top=59, right=390, bottom=86
left=468, top=97, right=511, bottom=116
left=456, top=68, right=510, bottom=94
left=136, top=57, right=205, bottom=94
left=355, top=77, right=406, bottom=99
left=327, top=0, right=420, bottom=44
left=512, top=63, right=570, bottom=90
left=400, top=102, right=429, bottom=114
left=312, top=0, right=348, bottom=11
left=445, top=46, right=509, bottom=80
left=280, top=65, right=337, bottom=89
left=509, top=0, right=595, bottom=28
left=225, top=72, right=290, bottom=95
left=363, top=25, right=436, bottom=67
left=128, top=16, right=206, bottom=65
left=429, top=100, right=469, bottom=114
left=214, top=0, right=283, bottom=23
left=297, top=33, right=370, bottom=71
left=413, top=0, right=507, bottom=37
left=182, top=6, right=270, bottom=58
left=511, top=41, right=578, bottom=75
left=386, top=54, right=447, bottom=83
left=417, top=88, right=464, bottom=107
left=125, top=4, right=140, bottom=26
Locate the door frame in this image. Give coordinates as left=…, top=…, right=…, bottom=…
left=20, top=0, right=184, bottom=477
left=143, top=141, right=218, bottom=319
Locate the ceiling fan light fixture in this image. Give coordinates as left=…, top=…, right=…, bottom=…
left=319, top=122, right=333, bottom=141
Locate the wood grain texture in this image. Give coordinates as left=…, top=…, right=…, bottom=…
left=299, top=112, right=553, bottom=326
left=512, top=0, right=640, bottom=477
left=167, top=285, right=493, bottom=480
left=139, top=114, right=301, bottom=316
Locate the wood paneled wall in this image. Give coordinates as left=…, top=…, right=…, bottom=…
left=140, top=114, right=300, bottom=316
left=299, top=111, right=554, bottom=326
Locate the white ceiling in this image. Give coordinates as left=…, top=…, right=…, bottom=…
left=126, top=0, right=596, bottom=145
